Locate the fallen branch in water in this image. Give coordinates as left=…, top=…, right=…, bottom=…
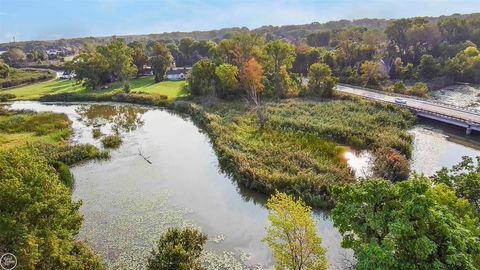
left=138, top=148, right=152, bottom=164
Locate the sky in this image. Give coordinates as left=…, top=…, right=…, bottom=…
left=0, top=0, right=479, bottom=43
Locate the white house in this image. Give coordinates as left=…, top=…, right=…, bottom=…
left=166, top=67, right=191, bottom=81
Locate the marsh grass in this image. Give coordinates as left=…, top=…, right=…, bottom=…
left=177, top=98, right=414, bottom=207
left=101, top=134, right=123, bottom=149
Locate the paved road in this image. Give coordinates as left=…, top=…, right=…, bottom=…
left=336, top=84, right=480, bottom=125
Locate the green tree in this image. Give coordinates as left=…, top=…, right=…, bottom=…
left=265, top=40, right=296, bottom=97
left=372, top=147, right=410, bottom=182
left=97, top=40, right=137, bottom=82
left=188, top=59, right=216, bottom=96
left=418, top=54, right=440, bottom=79
left=147, top=227, right=207, bottom=270
left=306, top=31, right=331, bottom=47
left=332, top=178, right=480, bottom=270
left=360, top=61, right=386, bottom=88
left=263, top=193, right=328, bottom=270
left=307, top=63, right=336, bottom=97
left=129, top=42, right=148, bottom=77
left=150, top=43, right=174, bottom=82
left=215, top=63, right=239, bottom=97
left=433, top=156, right=480, bottom=213
left=0, top=148, right=104, bottom=270
left=385, top=19, right=413, bottom=53
left=0, top=61, right=9, bottom=78
left=69, top=51, right=110, bottom=89
left=438, top=18, right=470, bottom=44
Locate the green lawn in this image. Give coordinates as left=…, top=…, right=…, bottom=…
left=3, top=76, right=187, bottom=100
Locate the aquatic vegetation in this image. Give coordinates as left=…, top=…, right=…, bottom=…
left=92, top=128, right=102, bottom=139
left=101, top=134, right=123, bottom=149
left=40, top=91, right=171, bottom=107
left=176, top=98, right=414, bottom=207
left=0, top=110, right=71, bottom=144
left=52, top=160, right=75, bottom=188
left=30, top=142, right=110, bottom=165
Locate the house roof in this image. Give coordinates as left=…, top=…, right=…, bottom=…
left=167, top=67, right=191, bottom=75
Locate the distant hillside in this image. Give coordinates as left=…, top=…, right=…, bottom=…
left=1, top=12, right=479, bottom=52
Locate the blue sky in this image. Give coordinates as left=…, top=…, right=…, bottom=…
left=0, top=0, right=479, bottom=43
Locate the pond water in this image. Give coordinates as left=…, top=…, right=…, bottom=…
left=8, top=101, right=351, bottom=270
left=9, top=101, right=480, bottom=269
left=343, top=118, right=480, bottom=178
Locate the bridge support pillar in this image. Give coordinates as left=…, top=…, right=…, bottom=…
left=467, top=126, right=472, bottom=135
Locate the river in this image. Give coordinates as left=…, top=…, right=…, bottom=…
left=7, top=101, right=480, bottom=270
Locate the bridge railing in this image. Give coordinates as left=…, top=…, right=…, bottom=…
left=337, top=83, right=480, bottom=116
left=337, top=84, right=480, bottom=126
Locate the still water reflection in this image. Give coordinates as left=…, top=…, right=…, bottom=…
left=8, top=102, right=350, bottom=270
left=343, top=118, right=480, bottom=178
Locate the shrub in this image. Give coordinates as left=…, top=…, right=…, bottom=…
left=40, top=92, right=170, bottom=107
left=123, top=82, right=131, bottom=93
left=51, top=161, right=75, bottom=189
left=393, top=81, right=407, bottom=94
left=101, top=134, right=123, bottom=149
left=147, top=228, right=207, bottom=270
left=0, top=93, right=16, bottom=101
left=407, top=82, right=429, bottom=97
left=92, top=128, right=102, bottom=139
left=372, top=147, right=410, bottom=182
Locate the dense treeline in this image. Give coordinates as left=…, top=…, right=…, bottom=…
left=2, top=13, right=477, bottom=51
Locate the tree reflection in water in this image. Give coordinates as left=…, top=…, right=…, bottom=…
left=75, top=104, right=148, bottom=134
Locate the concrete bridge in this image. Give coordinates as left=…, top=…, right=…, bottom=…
left=336, top=84, right=480, bottom=135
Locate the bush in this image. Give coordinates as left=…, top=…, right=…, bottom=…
left=372, top=147, right=410, bottom=182
left=393, top=81, right=406, bottom=94
left=0, top=93, right=16, bottom=101
left=147, top=228, right=207, bottom=270
left=407, top=82, right=429, bottom=97
left=92, top=128, right=102, bottom=139
left=40, top=92, right=170, bottom=107
left=123, top=82, right=131, bottom=93
left=101, top=134, right=123, bottom=149
left=51, top=161, right=75, bottom=189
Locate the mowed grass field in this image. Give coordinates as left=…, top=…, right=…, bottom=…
left=2, top=76, right=188, bottom=100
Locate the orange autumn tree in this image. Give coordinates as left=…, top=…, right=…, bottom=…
left=243, top=57, right=268, bottom=131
